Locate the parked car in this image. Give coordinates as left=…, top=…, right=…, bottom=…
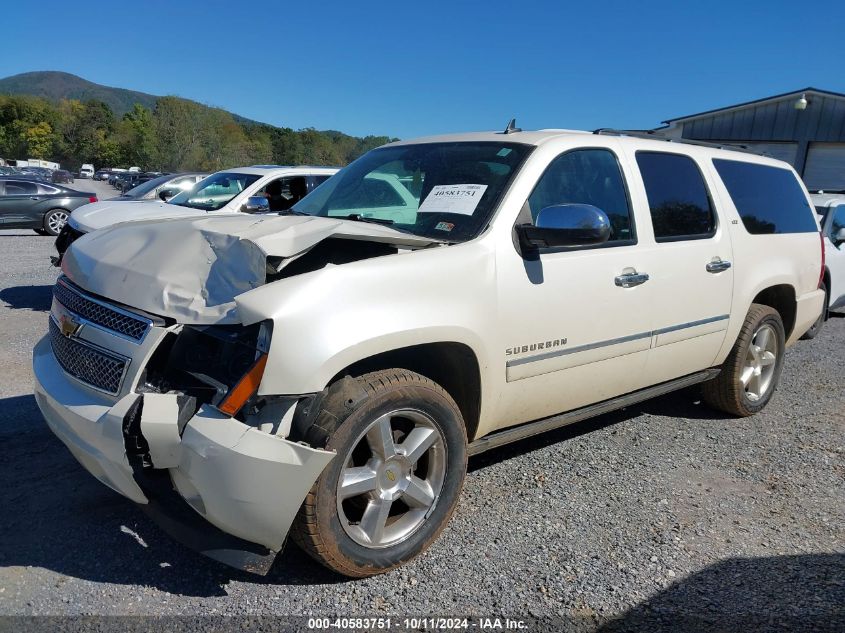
left=109, top=172, right=207, bottom=202
left=802, top=192, right=845, bottom=337
left=0, top=178, right=96, bottom=235
left=34, top=129, right=824, bottom=578
left=51, top=169, right=74, bottom=184
left=55, top=166, right=337, bottom=258
left=20, top=166, right=54, bottom=180
left=111, top=172, right=132, bottom=189
left=94, top=169, right=111, bottom=181
left=117, top=172, right=143, bottom=192
left=107, top=169, right=127, bottom=186
left=79, top=164, right=95, bottom=179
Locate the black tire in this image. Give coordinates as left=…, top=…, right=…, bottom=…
left=800, top=282, right=828, bottom=340
left=291, top=369, right=467, bottom=577
left=43, top=208, right=69, bottom=237
left=702, top=304, right=785, bottom=417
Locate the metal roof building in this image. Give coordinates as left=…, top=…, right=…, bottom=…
left=655, top=88, right=845, bottom=191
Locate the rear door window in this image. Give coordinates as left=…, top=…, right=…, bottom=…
left=636, top=152, right=716, bottom=241
left=311, top=175, right=332, bottom=189
left=3, top=180, right=39, bottom=195
left=712, top=159, right=817, bottom=234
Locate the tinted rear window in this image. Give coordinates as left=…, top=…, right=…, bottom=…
left=713, top=159, right=817, bottom=234
left=636, top=152, right=716, bottom=241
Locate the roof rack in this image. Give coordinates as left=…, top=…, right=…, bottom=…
left=592, top=128, right=760, bottom=155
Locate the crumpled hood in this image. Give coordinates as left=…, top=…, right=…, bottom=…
left=62, top=214, right=435, bottom=323
left=69, top=199, right=222, bottom=233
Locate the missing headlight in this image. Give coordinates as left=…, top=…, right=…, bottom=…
left=140, top=321, right=273, bottom=414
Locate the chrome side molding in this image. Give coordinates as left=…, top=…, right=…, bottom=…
left=468, top=368, right=721, bottom=456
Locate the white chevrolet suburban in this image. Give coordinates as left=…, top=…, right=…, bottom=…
left=34, top=128, right=825, bottom=577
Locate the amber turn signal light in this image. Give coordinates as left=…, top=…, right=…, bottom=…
left=217, top=354, right=268, bottom=417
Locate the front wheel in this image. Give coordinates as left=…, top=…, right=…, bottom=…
left=702, top=304, right=785, bottom=417
left=43, top=209, right=69, bottom=236
left=292, top=370, right=467, bottom=577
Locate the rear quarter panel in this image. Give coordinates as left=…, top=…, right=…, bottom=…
left=704, top=157, right=822, bottom=358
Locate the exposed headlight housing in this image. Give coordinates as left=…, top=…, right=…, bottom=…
left=142, top=320, right=273, bottom=417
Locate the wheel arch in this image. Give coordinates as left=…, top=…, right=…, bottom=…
left=751, top=284, right=796, bottom=339
left=327, top=342, right=483, bottom=442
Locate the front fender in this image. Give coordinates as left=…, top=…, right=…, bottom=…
left=234, top=241, right=497, bottom=395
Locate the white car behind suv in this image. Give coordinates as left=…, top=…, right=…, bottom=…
left=804, top=192, right=845, bottom=337
left=55, top=165, right=339, bottom=259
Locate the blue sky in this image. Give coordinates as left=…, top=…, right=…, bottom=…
left=1, top=0, right=843, bottom=139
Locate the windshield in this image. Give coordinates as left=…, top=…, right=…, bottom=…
left=169, top=172, right=260, bottom=210
left=123, top=174, right=173, bottom=198
left=292, top=142, right=532, bottom=241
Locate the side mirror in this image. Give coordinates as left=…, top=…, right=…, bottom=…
left=158, top=188, right=178, bottom=201
left=833, top=227, right=845, bottom=246
left=517, top=204, right=611, bottom=251
left=242, top=196, right=270, bottom=214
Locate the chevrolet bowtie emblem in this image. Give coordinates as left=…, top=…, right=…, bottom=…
left=59, top=314, right=81, bottom=338
left=386, top=470, right=396, bottom=482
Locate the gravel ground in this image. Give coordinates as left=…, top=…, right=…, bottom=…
left=0, top=198, right=843, bottom=631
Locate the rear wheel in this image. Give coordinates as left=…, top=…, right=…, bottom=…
left=703, top=304, right=785, bottom=417
left=292, top=370, right=467, bottom=577
left=43, top=209, right=69, bottom=236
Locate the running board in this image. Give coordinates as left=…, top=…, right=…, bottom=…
left=467, top=368, right=720, bottom=456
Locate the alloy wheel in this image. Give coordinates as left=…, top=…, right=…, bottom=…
left=47, top=211, right=68, bottom=233
left=741, top=323, right=778, bottom=401
left=336, top=408, right=446, bottom=549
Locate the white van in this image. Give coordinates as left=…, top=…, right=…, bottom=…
left=79, top=164, right=95, bottom=179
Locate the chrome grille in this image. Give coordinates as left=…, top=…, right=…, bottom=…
left=49, top=318, right=128, bottom=395
left=53, top=279, right=150, bottom=341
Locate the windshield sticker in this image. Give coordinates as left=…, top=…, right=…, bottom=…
left=434, top=221, right=455, bottom=232
left=497, top=148, right=513, bottom=157
left=418, top=184, right=488, bottom=216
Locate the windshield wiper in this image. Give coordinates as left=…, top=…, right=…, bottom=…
left=278, top=209, right=309, bottom=216
left=343, top=214, right=395, bottom=225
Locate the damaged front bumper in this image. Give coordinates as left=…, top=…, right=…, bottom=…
left=33, top=336, right=335, bottom=574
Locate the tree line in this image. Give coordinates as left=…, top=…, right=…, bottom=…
left=0, top=94, right=396, bottom=172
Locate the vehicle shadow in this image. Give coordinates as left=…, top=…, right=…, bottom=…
left=0, top=394, right=345, bottom=597
left=0, top=284, right=53, bottom=312
left=597, top=553, right=845, bottom=632
left=469, top=386, right=727, bottom=473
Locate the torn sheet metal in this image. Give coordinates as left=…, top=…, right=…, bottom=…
left=172, top=404, right=336, bottom=551
left=62, top=214, right=435, bottom=324
left=139, top=393, right=182, bottom=468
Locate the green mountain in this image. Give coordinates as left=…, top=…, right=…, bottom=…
left=0, top=71, right=161, bottom=118
left=0, top=70, right=260, bottom=124
left=0, top=71, right=395, bottom=171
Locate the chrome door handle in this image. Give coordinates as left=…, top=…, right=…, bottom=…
left=30, top=196, right=40, bottom=200
left=706, top=259, right=732, bottom=273
left=615, top=272, right=650, bottom=288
